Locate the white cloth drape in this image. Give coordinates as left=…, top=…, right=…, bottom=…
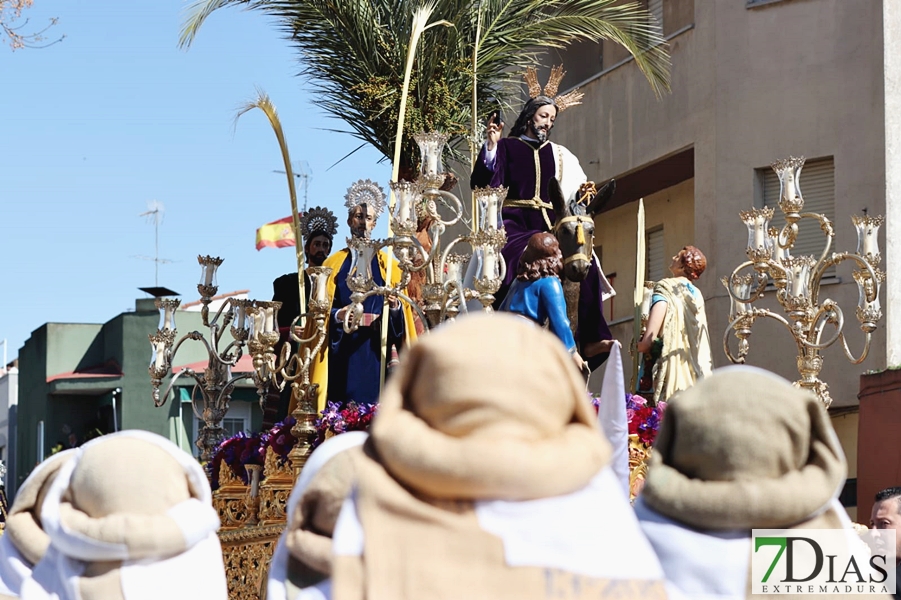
left=595, top=341, right=629, bottom=496
left=267, top=432, right=369, bottom=600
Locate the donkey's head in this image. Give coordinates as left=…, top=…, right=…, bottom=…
left=550, top=177, right=615, bottom=282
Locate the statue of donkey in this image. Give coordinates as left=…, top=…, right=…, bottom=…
left=549, top=177, right=616, bottom=338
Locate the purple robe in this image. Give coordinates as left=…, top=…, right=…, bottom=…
left=471, top=138, right=558, bottom=288
left=471, top=137, right=613, bottom=369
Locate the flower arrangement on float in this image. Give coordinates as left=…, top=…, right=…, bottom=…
left=208, top=416, right=298, bottom=491
left=208, top=398, right=384, bottom=491
left=590, top=392, right=666, bottom=446
left=591, top=392, right=665, bottom=500
left=313, top=401, right=379, bottom=449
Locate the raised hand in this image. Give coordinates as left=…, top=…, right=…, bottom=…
left=486, top=114, right=504, bottom=151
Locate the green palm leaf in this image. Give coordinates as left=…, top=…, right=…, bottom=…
left=180, top=0, right=670, bottom=173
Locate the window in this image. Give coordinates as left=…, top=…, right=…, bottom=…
left=646, top=227, right=666, bottom=282
left=761, top=156, right=835, bottom=275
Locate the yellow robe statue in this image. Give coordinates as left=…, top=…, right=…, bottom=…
left=303, top=248, right=418, bottom=413
left=652, top=277, right=713, bottom=403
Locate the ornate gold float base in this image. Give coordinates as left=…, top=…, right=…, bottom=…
left=219, top=523, right=284, bottom=599
left=214, top=447, right=295, bottom=599
left=628, top=434, right=652, bottom=501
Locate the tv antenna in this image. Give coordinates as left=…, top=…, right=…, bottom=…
left=135, top=200, right=173, bottom=286
left=273, top=160, right=312, bottom=211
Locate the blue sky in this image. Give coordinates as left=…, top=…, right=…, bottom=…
left=1, top=1, right=394, bottom=361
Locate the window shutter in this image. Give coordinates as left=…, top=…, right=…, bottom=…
left=763, top=157, right=835, bottom=274
left=646, top=228, right=665, bottom=282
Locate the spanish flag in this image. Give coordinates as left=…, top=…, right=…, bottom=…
left=255, top=216, right=296, bottom=250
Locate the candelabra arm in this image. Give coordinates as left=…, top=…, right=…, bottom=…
left=725, top=261, right=766, bottom=305
left=449, top=279, right=468, bottom=315
left=152, top=367, right=196, bottom=408
left=811, top=252, right=878, bottom=307
left=839, top=330, right=872, bottom=365
left=799, top=212, right=835, bottom=282
left=438, top=236, right=469, bottom=280
left=431, top=190, right=464, bottom=227
left=301, top=322, right=328, bottom=386
left=216, top=341, right=246, bottom=366
left=777, top=221, right=799, bottom=253
left=207, top=299, right=236, bottom=335
left=342, top=286, right=430, bottom=336
left=754, top=309, right=794, bottom=334
left=288, top=314, right=327, bottom=345
left=169, top=331, right=214, bottom=365
left=722, top=325, right=746, bottom=365
left=278, top=339, right=293, bottom=371
left=216, top=372, right=254, bottom=406
left=801, top=301, right=844, bottom=351
left=723, top=309, right=794, bottom=364
left=426, top=221, right=447, bottom=282
left=397, top=235, right=433, bottom=275
left=187, top=383, right=207, bottom=421
left=397, top=292, right=429, bottom=331
left=278, top=318, right=328, bottom=386
left=343, top=291, right=374, bottom=334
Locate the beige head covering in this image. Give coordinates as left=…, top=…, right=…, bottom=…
left=5, top=451, right=75, bottom=567
left=636, top=366, right=892, bottom=599
left=332, top=315, right=670, bottom=600
left=0, top=450, right=75, bottom=597
left=267, top=431, right=367, bottom=600
left=371, top=313, right=608, bottom=501
left=641, top=365, right=846, bottom=530
left=21, top=430, right=227, bottom=600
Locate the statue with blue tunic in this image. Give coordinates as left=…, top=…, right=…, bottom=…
left=308, top=180, right=418, bottom=411
left=501, top=232, right=588, bottom=374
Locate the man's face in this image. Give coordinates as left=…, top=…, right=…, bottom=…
left=348, top=204, right=377, bottom=238
left=528, top=104, right=557, bottom=143
left=306, top=234, right=332, bottom=266
left=870, top=497, right=901, bottom=563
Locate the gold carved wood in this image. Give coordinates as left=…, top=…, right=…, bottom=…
left=219, top=523, right=284, bottom=600
left=260, top=447, right=294, bottom=525
left=628, top=434, right=652, bottom=501
left=215, top=462, right=252, bottom=531
left=213, top=449, right=296, bottom=599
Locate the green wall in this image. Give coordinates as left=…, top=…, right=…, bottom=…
left=14, top=300, right=265, bottom=495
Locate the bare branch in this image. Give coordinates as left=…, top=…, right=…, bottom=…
left=1, top=1, right=64, bottom=51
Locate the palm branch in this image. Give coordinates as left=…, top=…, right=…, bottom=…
left=234, top=90, right=308, bottom=319
left=180, top=0, right=670, bottom=175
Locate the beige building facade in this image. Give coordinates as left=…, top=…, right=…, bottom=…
left=549, top=0, right=900, bottom=516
